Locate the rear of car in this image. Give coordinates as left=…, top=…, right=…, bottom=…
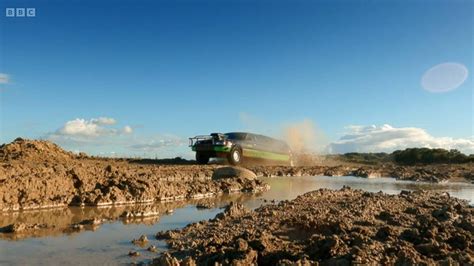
left=189, top=132, right=293, bottom=165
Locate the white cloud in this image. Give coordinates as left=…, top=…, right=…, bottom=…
left=42, top=119, right=193, bottom=158
left=43, top=118, right=193, bottom=158
left=328, top=124, right=474, bottom=154
left=50, top=117, right=132, bottom=138
left=128, top=136, right=187, bottom=152
left=56, top=118, right=117, bottom=137
left=0, top=73, right=10, bottom=84
left=91, top=117, right=117, bottom=125
left=58, top=119, right=104, bottom=137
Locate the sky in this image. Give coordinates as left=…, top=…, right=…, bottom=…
left=0, top=0, right=473, bottom=158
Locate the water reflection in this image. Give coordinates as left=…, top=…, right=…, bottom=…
left=1, top=176, right=473, bottom=265
left=0, top=193, right=259, bottom=241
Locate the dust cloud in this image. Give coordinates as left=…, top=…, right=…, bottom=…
left=283, top=119, right=318, bottom=152
left=239, top=113, right=329, bottom=162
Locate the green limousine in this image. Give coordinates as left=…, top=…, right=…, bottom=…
left=189, top=132, right=294, bottom=166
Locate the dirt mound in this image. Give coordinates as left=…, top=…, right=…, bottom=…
left=0, top=139, right=269, bottom=212
left=212, top=166, right=257, bottom=180
left=0, top=138, right=74, bottom=162
left=1, top=138, right=472, bottom=212
left=154, top=188, right=473, bottom=265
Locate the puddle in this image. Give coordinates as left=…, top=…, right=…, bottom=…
left=1, top=176, right=473, bottom=265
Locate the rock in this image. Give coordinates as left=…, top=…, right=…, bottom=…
left=132, top=234, right=149, bottom=245
left=152, top=252, right=180, bottom=266
left=70, top=224, right=84, bottom=230
left=400, top=228, right=420, bottom=244
left=235, top=238, right=248, bottom=251
left=233, top=249, right=258, bottom=265
left=352, top=168, right=380, bottom=178
left=147, top=245, right=158, bottom=253
left=105, top=165, right=113, bottom=172
left=447, top=234, right=470, bottom=250
left=0, top=223, right=26, bottom=233
left=156, top=230, right=179, bottom=240
left=216, top=202, right=249, bottom=219
left=0, top=223, right=49, bottom=233
left=181, top=257, right=197, bottom=266
left=277, top=258, right=315, bottom=266
left=212, top=166, right=257, bottom=180
left=128, top=250, right=140, bottom=257
left=196, top=202, right=216, bottom=209
left=415, top=242, right=443, bottom=256
left=375, top=226, right=394, bottom=241
left=432, top=207, right=453, bottom=221
left=79, top=218, right=102, bottom=225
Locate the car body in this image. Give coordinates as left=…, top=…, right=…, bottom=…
left=189, top=132, right=293, bottom=165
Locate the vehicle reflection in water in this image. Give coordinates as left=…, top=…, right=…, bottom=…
left=0, top=176, right=473, bottom=265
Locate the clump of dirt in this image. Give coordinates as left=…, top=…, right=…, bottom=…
left=0, top=139, right=268, bottom=212
left=154, top=188, right=473, bottom=265
left=0, top=138, right=74, bottom=162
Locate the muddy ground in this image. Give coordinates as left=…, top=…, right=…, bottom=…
left=0, top=139, right=267, bottom=212
left=154, top=187, right=474, bottom=265
left=249, top=163, right=474, bottom=183
left=1, top=138, right=473, bottom=212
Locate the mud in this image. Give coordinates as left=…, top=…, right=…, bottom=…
left=154, top=187, right=473, bottom=265
left=1, top=138, right=472, bottom=213
left=0, top=139, right=268, bottom=212
left=248, top=164, right=474, bottom=183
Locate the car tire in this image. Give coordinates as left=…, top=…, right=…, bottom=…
left=228, top=146, right=242, bottom=165
left=196, top=153, right=210, bottom=164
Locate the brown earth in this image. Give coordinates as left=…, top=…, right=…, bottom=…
left=248, top=164, right=474, bottom=183
left=0, top=138, right=268, bottom=212
left=154, top=187, right=474, bottom=265
left=1, top=138, right=472, bottom=212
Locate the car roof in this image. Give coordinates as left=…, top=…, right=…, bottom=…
left=225, top=132, right=287, bottom=144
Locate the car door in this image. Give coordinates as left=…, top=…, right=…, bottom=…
left=252, top=135, right=272, bottom=158
left=239, top=134, right=258, bottom=158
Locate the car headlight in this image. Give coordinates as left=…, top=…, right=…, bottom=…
left=215, top=140, right=232, bottom=146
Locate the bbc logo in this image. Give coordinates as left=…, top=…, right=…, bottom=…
left=5, top=8, right=36, bottom=17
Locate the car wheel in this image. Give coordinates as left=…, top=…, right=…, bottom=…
left=196, top=153, right=210, bottom=164
left=228, top=147, right=242, bottom=165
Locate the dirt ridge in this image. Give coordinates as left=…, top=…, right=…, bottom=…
left=154, top=187, right=474, bottom=265
left=1, top=138, right=472, bottom=212
left=0, top=139, right=268, bottom=212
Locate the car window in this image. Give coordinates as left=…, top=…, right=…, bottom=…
left=224, top=133, right=247, bottom=140
left=246, top=134, right=256, bottom=141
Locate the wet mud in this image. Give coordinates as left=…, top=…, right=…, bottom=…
left=0, top=139, right=267, bottom=212
left=154, top=187, right=474, bottom=265
left=1, top=139, right=472, bottom=214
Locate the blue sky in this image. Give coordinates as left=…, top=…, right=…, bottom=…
left=0, top=0, right=472, bottom=157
